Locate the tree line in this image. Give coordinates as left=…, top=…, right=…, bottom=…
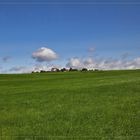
left=32, top=67, right=99, bottom=73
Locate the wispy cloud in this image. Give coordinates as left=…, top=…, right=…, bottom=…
left=0, top=66, right=3, bottom=73
left=1, top=56, right=11, bottom=62
left=120, top=52, right=130, bottom=60
left=9, top=66, right=29, bottom=73
left=88, top=47, right=95, bottom=53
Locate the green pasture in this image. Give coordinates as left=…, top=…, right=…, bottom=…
left=0, top=70, right=140, bottom=139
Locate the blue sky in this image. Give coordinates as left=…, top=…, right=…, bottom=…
left=0, top=0, right=140, bottom=73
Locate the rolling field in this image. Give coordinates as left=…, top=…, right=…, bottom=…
left=0, top=70, right=140, bottom=140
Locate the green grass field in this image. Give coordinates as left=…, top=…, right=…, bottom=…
left=0, top=70, right=140, bottom=140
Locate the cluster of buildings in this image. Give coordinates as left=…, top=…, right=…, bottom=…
left=32, top=67, right=98, bottom=73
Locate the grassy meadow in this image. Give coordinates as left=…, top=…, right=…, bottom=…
left=0, top=70, right=140, bottom=140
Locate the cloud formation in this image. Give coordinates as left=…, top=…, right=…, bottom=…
left=66, top=57, right=83, bottom=69
left=1, top=47, right=140, bottom=74
left=32, top=47, right=58, bottom=62
left=66, top=57, right=95, bottom=69
left=66, top=56, right=140, bottom=70
left=2, top=56, right=140, bottom=74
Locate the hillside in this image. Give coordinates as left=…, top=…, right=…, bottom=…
left=0, top=70, right=140, bottom=139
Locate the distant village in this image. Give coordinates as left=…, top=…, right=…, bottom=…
left=32, top=67, right=100, bottom=73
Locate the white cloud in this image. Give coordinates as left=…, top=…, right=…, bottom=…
left=32, top=47, right=58, bottom=62
left=83, top=57, right=94, bottom=65
left=66, top=57, right=96, bottom=69
left=66, top=56, right=140, bottom=70
left=126, top=57, right=140, bottom=69
left=66, top=57, right=83, bottom=69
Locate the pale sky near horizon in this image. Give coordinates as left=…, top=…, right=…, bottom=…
left=0, top=0, right=140, bottom=73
